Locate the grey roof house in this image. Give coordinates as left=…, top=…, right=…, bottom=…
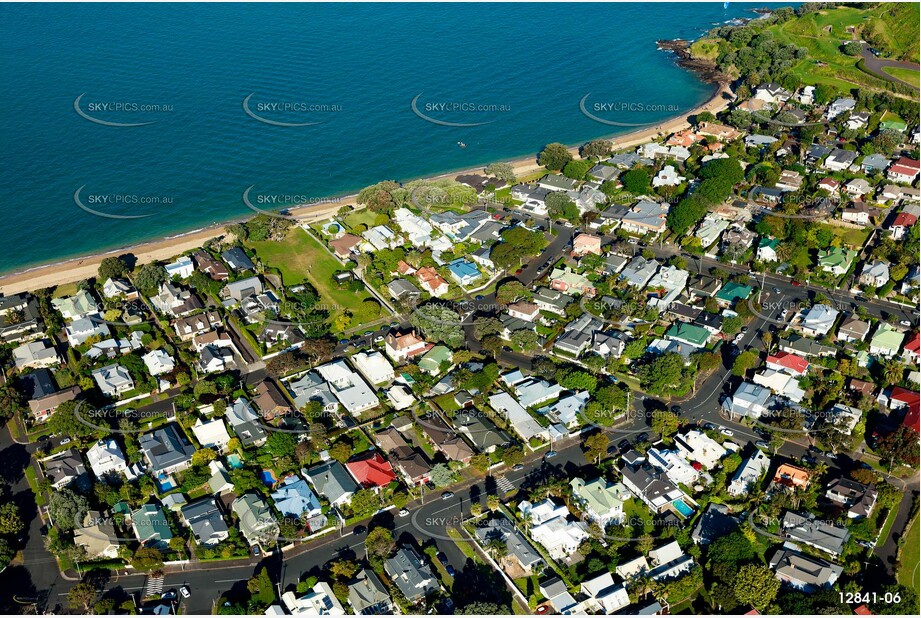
left=140, top=425, right=195, bottom=475
left=384, top=546, right=440, bottom=603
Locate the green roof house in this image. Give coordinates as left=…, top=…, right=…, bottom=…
left=131, top=504, right=173, bottom=550
left=757, top=238, right=781, bottom=262
left=666, top=322, right=711, bottom=348
left=818, top=247, right=857, bottom=276
left=869, top=323, right=905, bottom=358
left=715, top=282, right=754, bottom=305
left=418, top=345, right=453, bottom=375
left=880, top=114, right=907, bottom=132
left=570, top=477, right=629, bottom=526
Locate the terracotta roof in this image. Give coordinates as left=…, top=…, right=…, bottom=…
left=766, top=351, right=809, bottom=375
left=891, top=212, right=919, bottom=228
left=346, top=453, right=397, bottom=488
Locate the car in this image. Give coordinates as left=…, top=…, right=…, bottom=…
left=900, top=320, right=912, bottom=326
left=617, top=439, right=631, bottom=451
left=161, top=590, right=178, bottom=601
left=446, top=564, right=456, bottom=577
left=773, top=287, right=781, bottom=293
left=636, top=433, right=649, bottom=443
left=38, top=434, right=49, bottom=442
left=515, top=267, right=524, bottom=275
left=755, top=440, right=770, bottom=450
left=252, top=544, right=260, bottom=556
left=719, top=427, right=733, bottom=437
left=858, top=540, right=875, bottom=549
left=374, top=336, right=384, bottom=343
left=398, top=508, right=410, bottom=517
left=179, top=587, right=191, bottom=599
left=791, top=280, right=802, bottom=287
left=441, top=491, right=455, bottom=500
left=475, top=295, right=484, bottom=301
left=339, top=338, right=349, bottom=345
left=59, top=437, right=72, bottom=445
left=544, top=450, right=558, bottom=459
left=364, top=330, right=374, bottom=335
left=670, top=405, right=681, bottom=413
left=425, top=480, right=436, bottom=490
left=740, top=326, right=748, bottom=333
left=512, top=463, right=524, bottom=472
left=353, top=525, right=367, bottom=535
left=492, top=213, right=502, bottom=220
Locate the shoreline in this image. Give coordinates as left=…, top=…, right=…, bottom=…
left=0, top=81, right=732, bottom=296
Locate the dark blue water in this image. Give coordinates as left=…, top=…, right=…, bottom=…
left=0, top=2, right=765, bottom=274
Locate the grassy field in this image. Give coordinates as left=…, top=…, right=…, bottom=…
left=246, top=227, right=383, bottom=333
left=883, top=66, right=921, bottom=89
left=342, top=208, right=380, bottom=232
left=898, top=515, right=920, bottom=595
left=767, top=5, right=917, bottom=92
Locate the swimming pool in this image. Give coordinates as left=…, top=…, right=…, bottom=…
left=156, top=473, right=176, bottom=492
left=227, top=454, right=243, bottom=469
left=261, top=469, right=278, bottom=486
left=673, top=499, right=694, bottom=517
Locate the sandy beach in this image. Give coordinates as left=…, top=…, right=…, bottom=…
left=0, top=84, right=732, bottom=297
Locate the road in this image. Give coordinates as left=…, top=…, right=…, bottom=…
left=860, top=42, right=920, bottom=90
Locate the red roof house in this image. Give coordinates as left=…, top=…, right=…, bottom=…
left=346, top=452, right=397, bottom=488
left=888, top=157, right=920, bottom=183
left=903, top=332, right=920, bottom=363
left=766, top=351, right=810, bottom=376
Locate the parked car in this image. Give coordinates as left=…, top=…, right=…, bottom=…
left=755, top=440, right=770, bottom=450
left=617, top=439, right=631, bottom=452
left=719, top=427, right=734, bottom=437
left=441, top=491, right=455, bottom=500
left=636, top=433, right=649, bottom=443
left=398, top=508, right=410, bottom=517
left=512, top=464, right=524, bottom=472
left=59, top=437, right=72, bottom=445
left=791, top=280, right=802, bottom=287
left=446, top=564, right=456, bottom=578
left=544, top=450, right=558, bottom=460
left=161, top=590, right=177, bottom=601
left=252, top=545, right=260, bottom=556
left=179, top=587, right=191, bottom=599
left=353, top=525, right=367, bottom=535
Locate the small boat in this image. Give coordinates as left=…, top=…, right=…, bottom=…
left=457, top=141, right=467, bottom=148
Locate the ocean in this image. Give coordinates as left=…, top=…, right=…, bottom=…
left=0, top=2, right=765, bottom=275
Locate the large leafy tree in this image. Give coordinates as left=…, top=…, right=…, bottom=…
left=410, top=304, right=465, bottom=348
left=733, top=564, right=780, bottom=610
left=49, top=488, right=89, bottom=532
left=538, top=143, right=573, bottom=170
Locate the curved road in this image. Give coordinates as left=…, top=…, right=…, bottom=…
left=860, top=43, right=920, bottom=90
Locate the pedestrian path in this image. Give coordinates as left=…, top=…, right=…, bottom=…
left=145, top=575, right=164, bottom=597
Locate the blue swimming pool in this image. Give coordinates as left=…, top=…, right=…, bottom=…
left=261, top=469, right=278, bottom=486
left=227, top=454, right=243, bottom=469
left=673, top=499, right=694, bottom=517
left=156, top=473, right=176, bottom=492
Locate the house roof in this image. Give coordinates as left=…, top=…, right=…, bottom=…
left=766, top=352, right=809, bottom=375
left=140, top=425, right=194, bottom=473
left=304, top=460, right=359, bottom=503
left=346, top=452, right=396, bottom=488
left=715, top=281, right=753, bottom=303
left=665, top=322, right=710, bottom=347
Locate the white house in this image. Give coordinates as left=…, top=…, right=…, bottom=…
left=91, top=364, right=135, bottom=398
left=519, top=498, right=589, bottom=561
left=87, top=438, right=129, bottom=478
left=142, top=349, right=175, bottom=376
left=191, top=417, right=232, bottom=452
left=350, top=351, right=395, bottom=385
left=165, top=256, right=195, bottom=280
left=728, top=449, right=770, bottom=496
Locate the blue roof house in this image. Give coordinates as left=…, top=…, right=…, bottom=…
left=447, top=259, right=482, bottom=287
left=271, top=475, right=322, bottom=518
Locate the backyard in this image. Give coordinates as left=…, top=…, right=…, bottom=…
left=246, top=227, right=386, bottom=333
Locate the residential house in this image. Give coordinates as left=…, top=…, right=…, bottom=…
left=724, top=381, right=772, bottom=419
left=149, top=282, right=203, bottom=317
left=191, top=417, right=231, bottom=452
left=315, top=360, right=379, bottom=416
left=305, top=460, right=359, bottom=507
left=387, top=279, right=421, bottom=301
left=580, top=572, right=630, bottom=614
left=766, top=352, right=810, bottom=377
left=13, top=339, right=61, bottom=370
left=418, top=345, right=452, bottom=376
left=665, top=322, right=710, bottom=349
left=254, top=379, right=294, bottom=421
left=550, top=268, right=595, bottom=296
left=796, top=304, right=839, bottom=337
left=173, top=311, right=221, bottom=341
left=28, top=385, right=80, bottom=423
left=454, top=411, right=510, bottom=454
left=691, top=503, right=740, bottom=545
left=620, top=200, right=668, bottom=236
left=533, top=287, right=572, bottom=315
left=221, top=247, right=256, bottom=272
left=87, top=438, right=129, bottom=479
left=620, top=255, right=659, bottom=288
left=825, top=478, right=878, bottom=519
left=44, top=449, right=86, bottom=489
left=769, top=547, right=842, bottom=591
left=271, top=475, right=322, bottom=518
left=869, top=323, right=905, bottom=357
left=648, top=540, right=696, bottom=582
left=728, top=449, right=770, bottom=496
left=65, top=316, right=111, bottom=346
left=826, top=97, right=855, bottom=119
left=131, top=504, right=173, bottom=549
left=51, top=289, right=100, bottom=321
left=887, top=156, right=920, bottom=184
left=841, top=202, right=870, bottom=225
left=889, top=212, right=919, bottom=240
left=620, top=463, right=692, bottom=514
left=91, top=363, right=134, bottom=398
left=782, top=511, right=850, bottom=557
left=652, top=165, right=685, bottom=188
left=384, top=546, right=439, bottom=602
left=142, top=349, right=175, bottom=377
left=181, top=498, right=229, bottom=546
left=519, top=498, right=589, bottom=561
left=226, top=397, right=267, bottom=447
left=348, top=569, right=394, bottom=615
left=192, top=251, right=229, bottom=280
left=328, top=234, right=363, bottom=259
left=818, top=247, right=856, bottom=276
left=489, top=392, right=547, bottom=443
left=474, top=515, right=544, bottom=575
left=772, top=464, right=811, bottom=490
left=346, top=452, right=396, bottom=489
left=446, top=258, right=481, bottom=286
left=140, top=425, right=194, bottom=475
left=695, top=214, right=729, bottom=248
left=232, top=493, right=279, bottom=547
left=102, top=277, right=140, bottom=299
left=280, top=583, right=344, bottom=616
left=859, top=260, right=890, bottom=288
left=837, top=315, right=871, bottom=343
left=384, top=331, right=429, bottom=363
left=415, top=267, right=449, bottom=297
left=572, top=233, right=603, bottom=257
left=351, top=351, right=395, bottom=385
left=165, top=256, right=195, bottom=280
left=674, top=429, right=726, bottom=469
left=74, top=511, right=120, bottom=559
left=757, top=237, right=780, bottom=262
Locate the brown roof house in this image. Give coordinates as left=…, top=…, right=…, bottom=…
left=329, top=234, right=363, bottom=260
left=253, top=380, right=294, bottom=422
left=420, top=412, right=474, bottom=462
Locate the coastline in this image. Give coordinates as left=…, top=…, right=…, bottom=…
left=0, top=82, right=732, bottom=296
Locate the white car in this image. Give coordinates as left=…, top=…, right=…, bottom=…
left=719, top=427, right=734, bottom=437
left=59, top=437, right=72, bottom=445
left=398, top=508, right=410, bottom=517
left=179, top=586, right=191, bottom=599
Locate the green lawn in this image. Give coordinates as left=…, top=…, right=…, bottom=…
left=246, top=227, right=384, bottom=332
left=898, top=515, right=920, bottom=595
left=342, top=209, right=380, bottom=232
left=883, top=66, right=920, bottom=88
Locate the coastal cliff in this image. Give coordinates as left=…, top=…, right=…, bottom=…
left=656, top=39, right=730, bottom=86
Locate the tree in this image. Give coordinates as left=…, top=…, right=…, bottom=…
left=46, top=400, right=94, bottom=439
left=364, top=526, right=395, bottom=559
left=329, top=559, right=360, bottom=581
left=410, top=303, right=465, bottom=348
left=876, top=426, right=920, bottom=468
left=265, top=432, right=297, bottom=458
left=510, top=328, right=539, bottom=352
left=191, top=448, right=217, bottom=467
left=581, top=139, right=613, bottom=159
left=546, top=192, right=579, bottom=223
left=496, top=281, right=530, bottom=304
left=562, top=159, right=592, bottom=181
left=502, top=446, right=524, bottom=468
left=0, top=503, right=24, bottom=535
left=732, top=351, right=759, bottom=377
left=49, top=488, right=89, bottom=532
left=538, top=142, right=573, bottom=170
left=67, top=581, right=98, bottom=613
left=430, top=463, right=455, bottom=487
left=636, top=353, right=686, bottom=395
left=97, top=256, right=129, bottom=281
left=133, top=262, right=166, bottom=294
left=131, top=546, right=164, bottom=571
left=328, top=440, right=352, bottom=464
left=470, top=453, right=489, bottom=475
left=651, top=409, right=681, bottom=439
left=0, top=538, right=14, bottom=571
left=459, top=601, right=511, bottom=615
left=350, top=488, right=380, bottom=516
left=621, top=168, right=652, bottom=194
left=247, top=567, right=276, bottom=607
left=584, top=432, right=609, bottom=464
left=485, top=162, right=516, bottom=183
left=556, top=368, right=598, bottom=392
left=733, top=564, right=780, bottom=610
left=357, top=181, right=401, bottom=212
